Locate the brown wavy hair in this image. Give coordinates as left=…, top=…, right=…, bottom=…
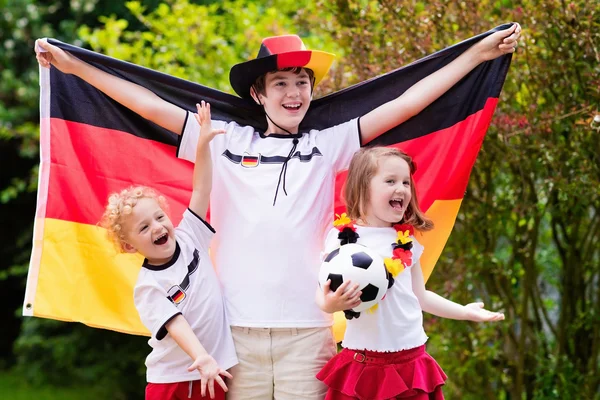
left=344, top=147, right=433, bottom=231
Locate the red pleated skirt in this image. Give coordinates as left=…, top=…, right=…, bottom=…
left=316, top=345, right=447, bottom=400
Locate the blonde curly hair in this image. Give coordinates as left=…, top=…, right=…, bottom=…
left=99, top=186, right=169, bottom=252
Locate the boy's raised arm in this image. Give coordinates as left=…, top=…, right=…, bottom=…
left=188, top=101, right=226, bottom=217
left=359, top=23, right=521, bottom=144
left=35, top=38, right=187, bottom=135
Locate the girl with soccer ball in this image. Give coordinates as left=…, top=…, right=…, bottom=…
left=315, top=147, right=505, bottom=400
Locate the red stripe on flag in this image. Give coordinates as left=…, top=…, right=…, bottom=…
left=48, top=94, right=496, bottom=226
left=335, top=97, right=498, bottom=215
left=46, top=118, right=193, bottom=225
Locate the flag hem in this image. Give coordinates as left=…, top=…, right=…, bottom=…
left=23, top=66, right=52, bottom=317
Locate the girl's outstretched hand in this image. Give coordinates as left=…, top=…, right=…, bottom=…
left=464, top=302, right=505, bottom=322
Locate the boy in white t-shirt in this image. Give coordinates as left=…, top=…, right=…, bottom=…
left=37, top=25, right=520, bottom=399
left=100, top=102, right=237, bottom=400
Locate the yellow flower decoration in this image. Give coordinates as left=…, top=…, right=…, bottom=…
left=384, top=257, right=405, bottom=277
left=333, top=213, right=352, bottom=227
left=367, top=303, right=379, bottom=314
left=396, top=229, right=413, bottom=245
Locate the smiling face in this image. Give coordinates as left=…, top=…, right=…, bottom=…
left=121, top=197, right=176, bottom=265
left=344, top=147, right=433, bottom=231
left=363, top=156, right=413, bottom=227
left=253, top=69, right=313, bottom=134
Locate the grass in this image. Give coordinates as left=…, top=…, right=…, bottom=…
left=0, top=369, right=106, bottom=400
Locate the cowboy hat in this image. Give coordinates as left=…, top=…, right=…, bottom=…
left=229, top=35, right=335, bottom=99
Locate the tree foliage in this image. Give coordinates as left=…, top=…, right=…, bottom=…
left=305, top=1, right=599, bottom=398
left=77, top=0, right=341, bottom=94
left=0, top=0, right=108, bottom=369
left=2, top=0, right=599, bottom=398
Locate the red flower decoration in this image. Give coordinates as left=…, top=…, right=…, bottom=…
left=393, top=248, right=413, bottom=266
left=336, top=223, right=357, bottom=232
left=393, top=223, right=414, bottom=236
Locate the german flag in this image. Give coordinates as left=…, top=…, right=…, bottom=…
left=241, top=154, right=260, bottom=168
left=168, top=286, right=186, bottom=304
left=24, top=24, right=513, bottom=336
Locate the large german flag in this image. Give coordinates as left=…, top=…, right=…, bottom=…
left=24, top=24, right=513, bottom=335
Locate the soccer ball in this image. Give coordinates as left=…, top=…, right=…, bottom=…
left=318, top=243, right=388, bottom=313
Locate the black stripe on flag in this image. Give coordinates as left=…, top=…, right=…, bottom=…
left=48, top=23, right=512, bottom=147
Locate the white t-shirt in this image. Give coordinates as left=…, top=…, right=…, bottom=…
left=178, top=113, right=361, bottom=327
left=134, top=209, right=238, bottom=383
left=323, top=226, right=428, bottom=352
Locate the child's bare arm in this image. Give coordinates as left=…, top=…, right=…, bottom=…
left=411, top=262, right=505, bottom=322
left=188, top=101, right=226, bottom=217
left=35, top=39, right=187, bottom=134
left=360, top=23, right=521, bottom=144
left=166, top=315, right=232, bottom=398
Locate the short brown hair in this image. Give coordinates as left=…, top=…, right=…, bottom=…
left=344, top=147, right=433, bottom=231
left=251, top=67, right=315, bottom=96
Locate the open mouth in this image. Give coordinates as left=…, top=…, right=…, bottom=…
left=153, top=233, right=168, bottom=245
left=282, top=102, right=302, bottom=111
left=389, top=199, right=404, bottom=211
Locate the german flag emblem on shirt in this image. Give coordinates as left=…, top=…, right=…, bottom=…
left=241, top=153, right=260, bottom=168
left=168, top=286, right=186, bottom=304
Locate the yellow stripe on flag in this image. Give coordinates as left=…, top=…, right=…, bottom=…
left=31, top=218, right=149, bottom=336
left=415, top=198, right=462, bottom=282
left=332, top=198, right=462, bottom=342
left=32, top=201, right=462, bottom=340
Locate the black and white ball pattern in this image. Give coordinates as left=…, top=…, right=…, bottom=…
left=318, top=243, right=388, bottom=312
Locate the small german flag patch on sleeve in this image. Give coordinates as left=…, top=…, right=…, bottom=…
left=167, top=285, right=186, bottom=304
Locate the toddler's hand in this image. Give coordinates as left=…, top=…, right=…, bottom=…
left=321, top=279, right=362, bottom=314
left=187, top=354, right=233, bottom=399
left=194, top=100, right=226, bottom=144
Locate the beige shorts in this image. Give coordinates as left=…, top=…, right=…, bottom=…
left=226, top=326, right=337, bottom=400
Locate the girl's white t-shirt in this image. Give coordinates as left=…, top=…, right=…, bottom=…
left=323, top=225, right=428, bottom=352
